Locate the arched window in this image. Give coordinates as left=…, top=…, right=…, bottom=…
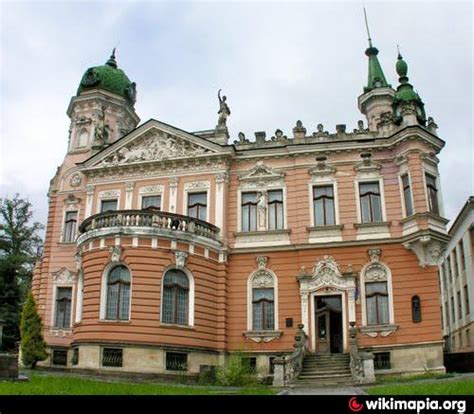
left=162, top=269, right=189, bottom=325
left=106, top=265, right=131, bottom=320
left=248, top=267, right=278, bottom=331
left=412, top=295, right=422, bottom=323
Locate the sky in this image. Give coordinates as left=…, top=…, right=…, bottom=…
left=0, top=0, right=472, bottom=231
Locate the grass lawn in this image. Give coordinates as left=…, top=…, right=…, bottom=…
left=0, top=372, right=276, bottom=395
left=368, top=379, right=474, bottom=395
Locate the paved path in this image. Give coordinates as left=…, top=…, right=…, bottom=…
left=280, top=386, right=367, bottom=395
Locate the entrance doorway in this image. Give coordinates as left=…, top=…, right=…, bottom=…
left=315, top=295, right=343, bottom=354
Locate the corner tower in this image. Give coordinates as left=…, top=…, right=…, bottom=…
left=357, top=10, right=395, bottom=132
left=66, top=49, right=140, bottom=155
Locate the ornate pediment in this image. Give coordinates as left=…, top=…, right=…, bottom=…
left=52, top=267, right=77, bottom=284
left=239, top=161, right=285, bottom=182
left=97, top=129, right=214, bottom=167
left=298, top=256, right=355, bottom=291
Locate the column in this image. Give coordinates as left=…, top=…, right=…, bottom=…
left=85, top=185, right=95, bottom=218
left=215, top=172, right=228, bottom=238
left=169, top=177, right=179, bottom=213
left=125, top=181, right=135, bottom=209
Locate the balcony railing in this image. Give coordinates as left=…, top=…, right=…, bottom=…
left=78, top=209, right=220, bottom=242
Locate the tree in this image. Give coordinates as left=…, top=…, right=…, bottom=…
left=0, top=194, right=44, bottom=351
left=20, top=292, right=47, bottom=368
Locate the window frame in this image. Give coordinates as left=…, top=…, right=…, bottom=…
left=241, top=191, right=259, bottom=232
left=358, top=181, right=383, bottom=223
left=141, top=194, right=163, bottom=210
left=100, top=263, right=132, bottom=321
left=161, top=269, right=190, bottom=326
left=62, top=210, right=78, bottom=243
left=247, top=269, right=279, bottom=332
left=160, top=267, right=195, bottom=327
left=182, top=182, right=210, bottom=222
left=312, top=184, right=336, bottom=226
left=411, top=295, right=422, bottom=323
left=267, top=189, right=284, bottom=230
left=252, top=287, right=275, bottom=331
left=186, top=191, right=208, bottom=222
left=365, top=282, right=390, bottom=326
left=96, top=189, right=121, bottom=214
left=54, top=286, right=73, bottom=329
left=355, top=177, right=387, bottom=224
left=399, top=173, right=415, bottom=218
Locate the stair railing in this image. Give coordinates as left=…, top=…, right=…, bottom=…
left=349, top=321, right=375, bottom=384
left=273, top=324, right=308, bottom=387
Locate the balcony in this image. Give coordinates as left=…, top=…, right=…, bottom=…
left=77, top=209, right=221, bottom=248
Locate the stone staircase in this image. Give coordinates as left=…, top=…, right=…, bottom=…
left=291, top=353, right=355, bottom=388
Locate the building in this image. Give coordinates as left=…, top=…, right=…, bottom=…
left=439, top=197, right=474, bottom=353
left=31, top=34, right=451, bottom=384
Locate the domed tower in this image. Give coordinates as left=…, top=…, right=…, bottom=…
left=66, top=49, right=140, bottom=155
left=357, top=10, right=395, bottom=132
left=392, top=51, right=426, bottom=126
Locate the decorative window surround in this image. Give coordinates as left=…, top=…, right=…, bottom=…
left=307, top=225, right=344, bottom=243
left=421, top=153, right=445, bottom=217
left=354, top=156, right=390, bottom=241
left=183, top=181, right=210, bottom=222
left=50, top=267, right=77, bottom=336
left=160, top=265, right=195, bottom=327
left=96, top=189, right=121, bottom=214
left=307, top=157, right=342, bottom=243
left=60, top=194, right=81, bottom=243
left=245, top=256, right=281, bottom=342
left=360, top=249, right=396, bottom=337
left=236, top=162, right=288, bottom=247
left=233, top=229, right=291, bottom=249
left=139, top=184, right=164, bottom=210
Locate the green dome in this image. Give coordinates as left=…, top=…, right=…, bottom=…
left=396, top=53, right=408, bottom=77
left=77, top=50, right=136, bottom=105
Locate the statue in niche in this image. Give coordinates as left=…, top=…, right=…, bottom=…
left=94, top=106, right=111, bottom=146
left=257, top=191, right=267, bottom=230
left=217, top=89, right=231, bottom=127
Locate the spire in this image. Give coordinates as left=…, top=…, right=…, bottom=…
left=363, top=8, right=389, bottom=93
left=106, top=48, right=118, bottom=68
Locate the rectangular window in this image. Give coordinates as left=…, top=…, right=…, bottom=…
left=241, top=192, right=258, bottom=232
left=451, top=296, right=456, bottom=321
left=460, top=240, right=466, bottom=271
left=101, top=199, right=118, bottom=212
left=373, top=352, right=391, bottom=370
left=465, top=285, right=470, bottom=315
left=51, top=349, right=68, bottom=366
left=445, top=301, right=450, bottom=326
left=267, top=189, right=284, bottom=230
left=454, top=251, right=460, bottom=278
left=467, top=329, right=471, bottom=348
left=62, top=211, right=77, bottom=242
left=459, top=332, right=463, bottom=349
left=166, top=352, right=188, bottom=371
left=425, top=173, right=439, bottom=215
left=313, top=185, right=335, bottom=226
left=401, top=174, right=414, bottom=216
left=187, top=192, right=207, bottom=221
left=359, top=182, right=383, bottom=223
left=241, top=357, right=257, bottom=372
left=55, top=287, right=72, bottom=329
left=71, top=348, right=79, bottom=366
left=102, top=348, right=123, bottom=367
left=252, top=288, right=275, bottom=330
left=269, top=357, right=276, bottom=374
left=458, top=291, right=463, bottom=319
left=142, top=195, right=161, bottom=210
left=365, top=282, right=389, bottom=325
left=446, top=257, right=452, bottom=281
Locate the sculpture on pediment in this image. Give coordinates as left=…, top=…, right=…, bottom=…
left=217, top=89, right=231, bottom=127
left=313, top=123, right=329, bottom=137
left=354, top=120, right=368, bottom=134
left=234, top=132, right=250, bottom=145
left=271, top=129, right=288, bottom=142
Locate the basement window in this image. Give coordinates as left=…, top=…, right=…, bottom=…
left=102, top=348, right=123, bottom=367
left=51, top=348, right=68, bottom=366
left=166, top=352, right=188, bottom=371
left=241, top=357, right=257, bottom=372
left=373, top=352, right=391, bottom=370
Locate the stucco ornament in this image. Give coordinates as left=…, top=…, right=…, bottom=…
left=99, top=131, right=212, bottom=167
left=403, top=236, right=445, bottom=268
left=70, top=173, right=82, bottom=188
left=298, top=256, right=355, bottom=291
left=52, top=267, right=77, bottom=284
left=256, top=256, right=268, bottom=269
left=175, top=251, right=188, bottom=269
left=109, top=246, right=122, bottom=263
left=364, top=249, right=388, bottom=282
left=74, top=253, right=82, bottom=271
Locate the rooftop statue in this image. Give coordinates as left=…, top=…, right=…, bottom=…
left=217, top=89, right=231, bottom=127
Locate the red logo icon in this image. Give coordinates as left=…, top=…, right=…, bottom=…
left=348, top=397, right=364, bottom=412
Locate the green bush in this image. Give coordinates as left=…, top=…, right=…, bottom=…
left=20, top=292, right=47, bottom=368
left=215, top=353, right=258, bottom=387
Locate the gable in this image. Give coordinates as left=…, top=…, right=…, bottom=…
left=81, top=119, right=230, bottom=169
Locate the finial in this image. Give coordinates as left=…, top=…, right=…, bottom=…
left=363, top=8, right=373, bottom=48
left=395, top=47, right=408, bottom=80
left=397, top=44, right=402, bottom=59
left=106, top=47, right=118, bottom=68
